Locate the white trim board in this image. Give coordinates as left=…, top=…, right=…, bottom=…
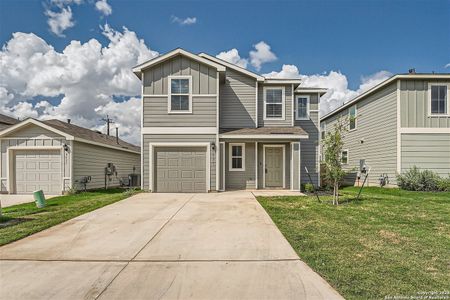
left=142, top=127, right=217, bottom=134
left=148, top=142, right=211, bottom=192
left=142, top=94, right=218, bottom=98
left=399, top=128, right=450, bottom=134
left=219, top=134, right=309, bottom=140
left=262, top=144, right=286, bottom=189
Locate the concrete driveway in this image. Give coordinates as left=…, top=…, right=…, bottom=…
left=0, top=191, right=342, bottom=300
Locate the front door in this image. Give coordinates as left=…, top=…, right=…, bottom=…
left=265, top=146, right=284, bottom=188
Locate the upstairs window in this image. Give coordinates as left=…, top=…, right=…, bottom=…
left=169, top=76, right=192, bottom=113
left=264, top=87, right=285, bottom=120
left=430, top=84, right=448, bottom=115
left=320, top=122, right=326, bottom=140
left=296, top=95, right=310, bottom=120
left=229, top=143, right=245, bottom=171
left=349, top=105, right=357, bottom=130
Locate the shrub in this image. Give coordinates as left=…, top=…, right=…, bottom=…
left=437, top=177, right=450, bottom=192
left=397, top=166, right=444, bottom=191
left=304, top=183, right=315, bottom=193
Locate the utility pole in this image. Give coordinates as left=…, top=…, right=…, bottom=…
left=101, top=115, right=115, bottom=135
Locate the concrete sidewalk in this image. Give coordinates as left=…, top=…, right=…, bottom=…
left=0, top=191, right=342, bottom=299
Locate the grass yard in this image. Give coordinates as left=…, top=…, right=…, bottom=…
left=257, top=187, right=450, bottom=300
left=0, top=188, right=140, bottom=246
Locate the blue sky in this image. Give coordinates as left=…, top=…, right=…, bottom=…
left=1, top=0, right=449, bottom=88
left=0, top=0, right=449, bottom=143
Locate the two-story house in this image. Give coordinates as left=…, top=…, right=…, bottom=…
left=320, top=73, right=450, bottom=186
left=133, top=48, right=326, bottom=192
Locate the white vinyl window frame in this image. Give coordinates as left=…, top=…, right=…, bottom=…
left=295, top=95, right=310, bottom=120
left=263, top=86, right=285, bottom=120
left=341, top=149, right=349, bottom=165
left=320, top=121, right=326, bottom=140
left=348, top=105, right=357, bottom=131
left=428, top=82, right=450, bottom=116
left=229, top=143, right=245, bottom=171
left=168, top=75, right=193, bottom=114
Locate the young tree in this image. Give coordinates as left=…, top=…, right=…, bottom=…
left=323, top=117, right=349, bottom=205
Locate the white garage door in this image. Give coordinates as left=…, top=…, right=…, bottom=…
left=155, top=147, right=207, bottom=193
left=14, top=149, right=62, bottom=194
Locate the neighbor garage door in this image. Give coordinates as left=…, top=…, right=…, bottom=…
left=155, top=147, right=207, bottom=193
left=14, top=149, right=61, bottom=194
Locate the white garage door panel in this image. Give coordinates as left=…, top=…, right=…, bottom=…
left=14, top=150, right=61, bottom=194
left=155, top=147, right=206, bottom=193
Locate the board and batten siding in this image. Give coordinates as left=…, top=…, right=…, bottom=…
left=72, top=141, right=140, bottom=190
left=295, top=93, right=320, bottom=186
left=400, top=79, right=450, bottom=128
left=258, top=84, right=293, bottom=127
left=224, top=142, right=256, bottom=190
left=143, top=55, right=217, bottom=95
left=142, top=134, right=216, bottom=191
left=220, top=69, right=257, bottom=128
left=143, top=96, right=216, bottom=127
left=0, top=125, right=70, bottom=193
left=401, top=133, right=450, bottom=177
left=323, top=82, right=398, bottom=186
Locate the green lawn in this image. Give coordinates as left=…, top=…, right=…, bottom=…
left=0, top=189, right=140, bottom=246
left=257, top=187, right=450, bottom=300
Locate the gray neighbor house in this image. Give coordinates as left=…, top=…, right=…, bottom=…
left=133, top=48, right=326, bottom=192
left=321, top=73, right=450, bottom=186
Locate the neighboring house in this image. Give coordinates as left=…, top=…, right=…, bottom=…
left=133, top=48, right=326, bottom=192
left=0, top=113, right=19, bottom=131
left=0, top=118, right=140, bottom=194
left=320, top=73, right=450, bottom=186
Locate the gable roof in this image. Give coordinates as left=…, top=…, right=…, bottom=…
left=320, top=73, right=450, bottom=122
left=0, top=118, right=140, bottom=154
left=198, top=53, right=265, bottom=81
left=0, top=113, right=19, bottom=125
left=132, top=48, right=226, bottom=78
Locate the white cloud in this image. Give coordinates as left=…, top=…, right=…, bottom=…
left=264, top=65, right=392, bottom=116
left=445, top=63, right=450, bottom=68
left=95, top=0, right=112, bottom=16
left=45, top=7, right=75, bottom=37
left=171, top=15, right=197, bottom=26
left=216, top=48, right=248, bottom=69
left=358, top=70, right=392, bottom=92
left=249, top=41, right=277, bottom=71
left=0, top=25, right=158, bottom=144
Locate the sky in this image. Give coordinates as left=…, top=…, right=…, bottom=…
left=1, top=0, right=449, bottom=144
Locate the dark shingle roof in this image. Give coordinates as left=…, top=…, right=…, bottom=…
left=42, top=119, right=140, bottom=153
left=0, top=113, right=19, bottom=125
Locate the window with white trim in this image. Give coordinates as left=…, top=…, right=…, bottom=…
left=169, top=76, right=192, bottom=113
left=430, top=84, right=448, bottom=115
left=264, top=87, right=284, bottom=119
left=320, top=122, right=326, bottom=140
left=341, top=150, right=348, bottom=164
left=349, top=105, right=357, bottom=130
left=296, top=95, right=310, bottom=120
left=229, top=143, right=245, bottom=171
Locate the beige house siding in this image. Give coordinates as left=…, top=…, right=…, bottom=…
left=142, top=134, right=216, bottom=192
left=220, top=69, right=257, bottom=128
left=401, top=133, right=450, bottom=177
left=400, top=79, right=450, bottom=128
left=72, top=141, right=140, bottom=190
left=323, top=82, right=398, bottom=186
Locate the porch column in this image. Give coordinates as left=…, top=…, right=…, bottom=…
left=255, top=141, right=258, bottom=189
left=290, top=142, right=301, bottom=191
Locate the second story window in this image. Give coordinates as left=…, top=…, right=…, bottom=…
left=341, top=150, right=349, bottom=165
left=349, top=105, right=357, bottom=130
left=320, top=122, right=326, bottom=140
left=430, top=84, right=448, bottom=115
left=264, top=87, right=285, bottom=120
left=169, top=76, right=192, bottom=113
left=295, top=95, right=310, bottom=120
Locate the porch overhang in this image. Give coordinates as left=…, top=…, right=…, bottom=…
left=219, top=127, right=309, bottom=140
